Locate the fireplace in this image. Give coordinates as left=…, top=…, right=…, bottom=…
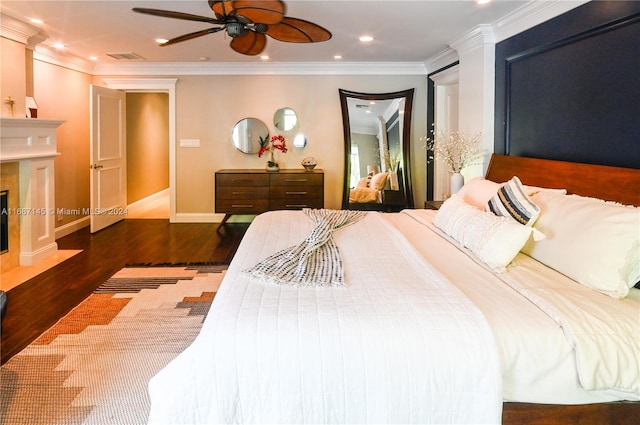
left=0, top=117, right=64, bottom=269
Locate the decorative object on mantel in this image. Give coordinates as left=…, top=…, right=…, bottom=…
left=26, top=97, right=38, bottom=118
left=259, top=134, right=288, bottom=172
left=302, top=157, right=317, bottom=171
left=4, top=96, right=15, bottom=117
left=424, top=127, right=483, bottom=194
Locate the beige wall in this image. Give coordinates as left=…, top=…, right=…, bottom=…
left=33, top=60, right=92, bottom=228
left=0, top=38, right=27, bottom=118
left=95, top=74, right=427, bottom=213
left=3, top=44, right=428, bottom=228
left=126, top=92, right=170, bottom=203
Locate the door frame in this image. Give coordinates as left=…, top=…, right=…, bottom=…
left=432, top=71, right=459, bottom=200
left=103, top=78, right=177, bottom=222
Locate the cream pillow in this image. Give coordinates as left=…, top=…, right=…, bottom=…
left=522, top=192, right=640, bottom=298
left=434, top=195, right=533, bottom=272
left=369, top=172, right=388, bottom=190
left=456, top=177, right=500, bottom=210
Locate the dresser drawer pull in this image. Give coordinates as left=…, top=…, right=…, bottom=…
left=232, top=204, right=253, bottom=208
left=285, top=178, right=307, bottom=183
left=232, top=191, right=253, bottom=195
left=286, top=191, right=307, bottom=195
left=286, top=204, right=308, bottom=208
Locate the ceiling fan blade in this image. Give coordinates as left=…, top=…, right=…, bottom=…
left=132, top=8, right=222, bottom=25
left=230, top=31, right=267, bottom=56
left=209, top=1, right=234, bottom=20
left=161, top=27, right=225, bottom=46
left=233, top=1, right=286, bottom=25
left=266, top=17, right=332, bottom=43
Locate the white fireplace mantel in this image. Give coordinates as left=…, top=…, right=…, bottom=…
left=1, top=117, right=64, bottom=266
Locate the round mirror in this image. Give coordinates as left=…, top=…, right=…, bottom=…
left=293, top=133, right=307, bottom=148
left=232, top=117, right=269, bottom=154
left=273, top=107, right=298, bottom=132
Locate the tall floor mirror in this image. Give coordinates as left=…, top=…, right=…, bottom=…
left=339, top=88, right=414, bottom=211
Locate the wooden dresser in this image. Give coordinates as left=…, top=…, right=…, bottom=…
left=215, top=169, right=324, bottom=222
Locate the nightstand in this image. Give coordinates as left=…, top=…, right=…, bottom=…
left=424, top=200, right=444, bottom=210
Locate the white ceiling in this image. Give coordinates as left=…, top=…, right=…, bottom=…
left=1, top=0, right=540, bottom=66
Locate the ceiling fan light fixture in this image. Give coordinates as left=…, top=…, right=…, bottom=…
left=254, top=23, right=268, bottom=33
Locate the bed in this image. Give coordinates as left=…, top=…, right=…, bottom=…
left=147, top=155, right=640, bottom=424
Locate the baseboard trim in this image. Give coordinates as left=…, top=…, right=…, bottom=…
left=55, top=216, right=90, bottom=239
left=172, top=213, right=255, bottom=223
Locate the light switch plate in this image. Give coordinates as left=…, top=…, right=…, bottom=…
left=180, top=139, right=200, bottom=148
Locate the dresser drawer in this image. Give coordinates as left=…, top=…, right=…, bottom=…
left=215, top=199, right=269, bottom=214
left=270, top=173, right=323, bottom=187
left=215, top=169, right=324, bottom=218
left=270, top=197, right=323, bottom=210
left=216, top=173, right=269, bottom=187
left=269, top=185, right=323, bottom=199
left=216, top=186, right=269, bottom=200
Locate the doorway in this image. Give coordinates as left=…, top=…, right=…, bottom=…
left=103, top=79, right=177, bottom=222
left=125, top=92, right=170, bottom=219
left=428, top=64, right=460, bottom=201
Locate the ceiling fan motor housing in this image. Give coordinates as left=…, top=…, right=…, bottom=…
left=226, top=21, right=246, bottom=38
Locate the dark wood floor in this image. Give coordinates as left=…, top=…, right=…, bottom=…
left=0, top=219, right=249, bottom=364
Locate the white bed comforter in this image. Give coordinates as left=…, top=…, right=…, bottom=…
left=398, top=209, right=640, bottom=403
left=147, top=211, right=502, bottom=424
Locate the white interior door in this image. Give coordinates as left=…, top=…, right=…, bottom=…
left=90, top=85, right=127, bottom=233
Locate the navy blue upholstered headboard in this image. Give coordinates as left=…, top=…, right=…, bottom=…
left=494, top=1, right=640, bottom=170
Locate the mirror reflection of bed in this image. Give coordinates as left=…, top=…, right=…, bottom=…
left=340, top=88, right=414, bottom=212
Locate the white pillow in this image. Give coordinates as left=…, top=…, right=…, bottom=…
left=456, top=177, right=500, bottom=210
left=522, top=192, right=640, bottom=298
left=434, top=195, right=533, bottom=272
left=369, top=172, right=388, bottom=190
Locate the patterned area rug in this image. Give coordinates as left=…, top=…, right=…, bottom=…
left=0, top=265, right=227, bottom=425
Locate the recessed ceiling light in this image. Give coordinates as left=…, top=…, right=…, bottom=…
left=155, top=38, right=169, bottom=45
left=359, top=35, right=374, bottom=43
left=89, top=56, right=98, bottom=61
left=260, top=55, right=270, bottom=60
left=53, top=42, right=65, bottom=49
left=333, top=55, right=342, bottom=60
left=476, top=0, right=491, bottom=4
left=29, top=18, right=44, bottom=24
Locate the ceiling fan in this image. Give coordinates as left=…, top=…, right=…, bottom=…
left=132, top=0, right=332, bottom=56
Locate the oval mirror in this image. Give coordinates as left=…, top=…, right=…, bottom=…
left=232, top=117, right=269, bottom=154
left=273, top=107, right=298, bottom=132
left=339, top=88, right=415, bottom=211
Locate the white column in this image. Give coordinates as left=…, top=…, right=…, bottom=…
left=19, top=156, right=57, bottom=265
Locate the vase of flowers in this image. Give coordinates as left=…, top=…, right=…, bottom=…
left=259, top=134, right=288, bottom=172
left=424, top=128, right=483, bottom=194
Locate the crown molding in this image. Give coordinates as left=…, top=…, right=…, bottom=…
left=423, top=48, right=459, bottom=75
left=91, top=61, right=427, bottom=76
left=492, top=0, right=590, bottom=43
left=33, top=45, right=95, bottom=75
left=449, top=24, right=496, bottom=55
left=0, top=13, right=46, bottom=46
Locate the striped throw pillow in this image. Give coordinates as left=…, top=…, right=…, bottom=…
left=486, top=176, right=540, bottom=227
